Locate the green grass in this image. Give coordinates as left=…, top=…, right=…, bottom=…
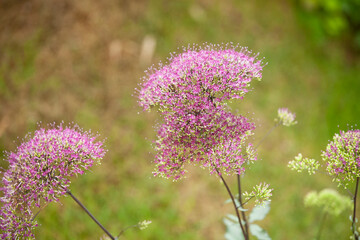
left=1, top=0, right=359, bottom=239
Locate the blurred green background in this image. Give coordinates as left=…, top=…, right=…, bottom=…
left=0, top=0, right=359, bottom=239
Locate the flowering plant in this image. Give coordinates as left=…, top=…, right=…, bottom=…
left=322, top=129, right=360, bottom=188
left=138, top=43, right=262, bottom=180
left=0, top=124, right=150, bottom=239
left=0, top=124, right=105, bottom=239
left=304, top=188, right=352, bottom=239
left=138, top=43, right=297, bottom=240
left=289, top=128, right=360, bottom=239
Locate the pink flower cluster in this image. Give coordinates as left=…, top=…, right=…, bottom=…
left=322, top=129, right=360, bottom=187
left=138, top=43, right=264, bottom=180
left=0, top=124, right=106, bottom=239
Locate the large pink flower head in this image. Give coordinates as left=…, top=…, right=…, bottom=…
left=138, top=43, right=263, bottom=112
left=137, top=43, right=264, bottom=180
left=322, top=129, right=360, bottom=188
left=0, top=123, right=106, bottom=239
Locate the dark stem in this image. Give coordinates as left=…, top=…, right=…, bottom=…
left=31, top=210, right=41, bottom=222
left=352, top=177, right=360, bottom=240
left=254, top=123, right=279, bottom=150
left=66, top=190, right=115, bottom=240
left=316, top=212, right=327, bottom=240
left=241, top=196, right=255, bottom=206
left=237, top=175, right=249, bottom=239
left=214, top=167, right=248, bottom=240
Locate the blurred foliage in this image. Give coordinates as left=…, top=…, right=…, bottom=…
left=295, top=0, right=360, bottom=49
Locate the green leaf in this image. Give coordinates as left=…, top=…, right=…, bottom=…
left=238, top=205, right=249, bottom=212
left=225, top=198, right=247, bottom=211
left=225, top=214, right=247, bottom=224
left=249, top=224, right=271, bottom=240
left=226, top=214, right=239, bottom=223
left=223, top=218, right=245, bottom=240
left=248, top=201, right=271, bottom=223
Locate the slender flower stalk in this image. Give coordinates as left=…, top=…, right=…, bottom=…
left=214, top=167, right=247, bottom=240
left=67, top=190, right=115, bottom=240
left=255, top=107, right=296, bottom=149
left=316, top=212, right=327, bottom=240
left=114, top=220, right=152, bottom=239
left=304, top=188, right=352, bottom=239
left=353, top=177, right=360, bottom=240
left=254, top=122, right=280, bottom=149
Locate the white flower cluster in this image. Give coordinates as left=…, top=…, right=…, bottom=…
left=275, top=108, right=297, bottom=127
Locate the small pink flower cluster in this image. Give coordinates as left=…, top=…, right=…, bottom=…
left=0, top=124, right=106, bottom=239
left=138, top=43, right=264, bottom=180
left=322, top=129, right=360, bottom=187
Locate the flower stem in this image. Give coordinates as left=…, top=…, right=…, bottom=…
left=352, top=177, right=360, bottom=240
left=214, top=167, right=248, bottom=240
left=31, top=203, right=49, bottom=221
left=66, top=190, right=115, bottom=240
left=315, top=212, right=327, bottom=240
left=116, top=224, right=140, bottom=238
left=255, top=123, right=279, bottom=149
left=237, top=175, right=249, bottom=239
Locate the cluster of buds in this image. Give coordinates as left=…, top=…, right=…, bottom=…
left=243, top=182, right=273, bottom=205
left=0, top=124, right=106, bottom=238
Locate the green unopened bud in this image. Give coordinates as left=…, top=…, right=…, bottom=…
left=243, top=182, right=273, bottom=206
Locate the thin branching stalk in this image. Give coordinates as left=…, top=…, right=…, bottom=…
left=31, top=203, right=49, bottom=221
left=214, top=167, right=248, bottom=240
left=67, top=190, right=115, bottom=240
left=117, top=224, right=140, bottom=238
left=255, top=122, right=280, bottom=150
left=237, top=175, right=249, bottom=238
left=241, top=196, right=255, bottom=206
left=352, top=177, right=360, bottom=240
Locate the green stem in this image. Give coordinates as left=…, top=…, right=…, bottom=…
left=241, top=196, right=255, bottom=206
left=116, top=224, right=140, bottom=238
left=31, top=203, right=49, bottom=221
left=67, top=190, right=115, bottom=240
left=352, top=177, right=360, bottom=240
left=315, top=212, right=327, bottom=240
left=255, top=123, right=280, bottom=149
